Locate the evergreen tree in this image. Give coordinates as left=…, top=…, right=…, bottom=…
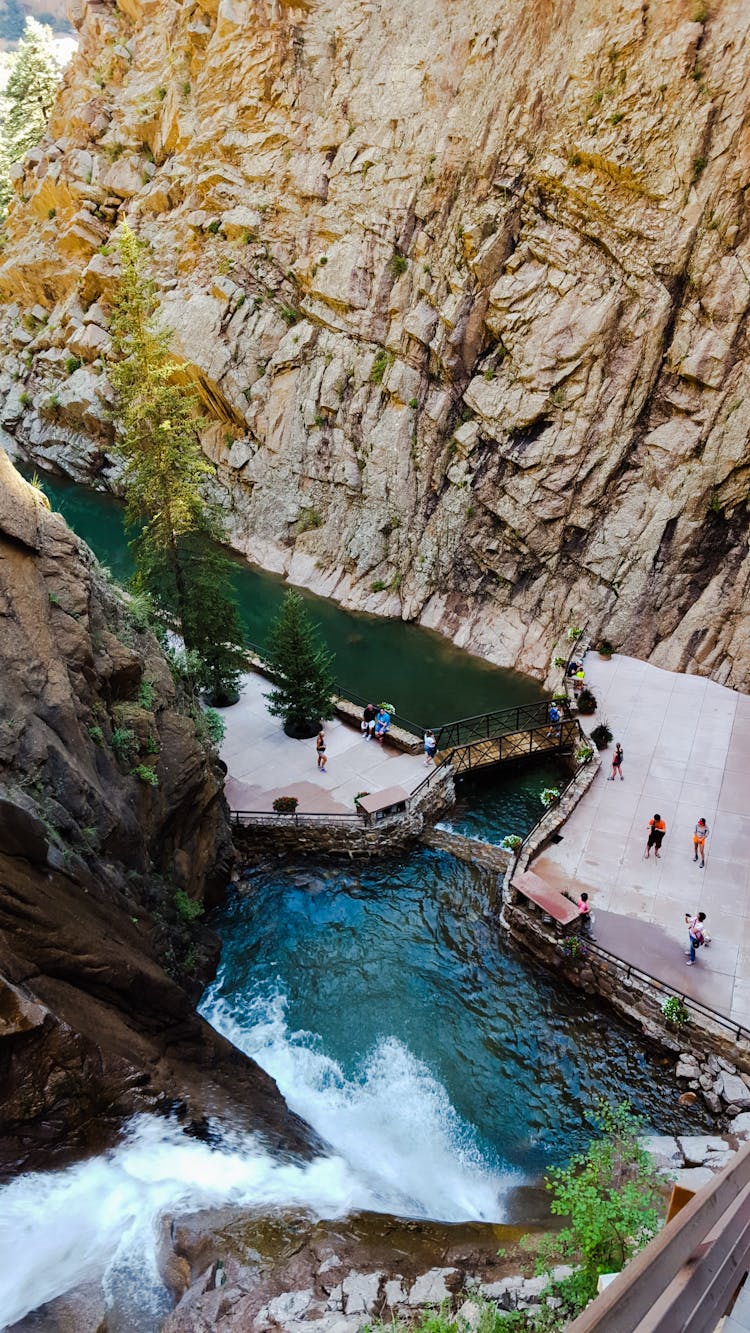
left=264, top=590, right=336, bottom=737
left=108, top=224, right=247, bottom=705
left=0, top=19, right=61, bottom=215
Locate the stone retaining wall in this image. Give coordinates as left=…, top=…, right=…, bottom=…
left=515, top=749, right=601, bottom=871
left=234, top=765, right=455, bottom=860
left=501, top=899, right=750, bottom=1124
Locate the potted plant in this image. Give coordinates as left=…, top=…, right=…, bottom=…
left=662, top=995, right=690, bottom=1027
left=577, top=687, right=597, bottom=715
left=272, top=795, right=299, bottom=814
left=561, top=936, right=587, bottom=960
left=379, top=701, right=396, bottom=714
left=500, top=834, right=523, bottom=853
left=553, top=655, right=567, bottom=670
left=576, top=745, right=594, bottom=763
left=597, top=638, right=614, bottom=659
left=566, top=625, right=584, bottom=642
left=540, top=786, right=561, bottom=808
left=590, top=722, right=613, bottom=751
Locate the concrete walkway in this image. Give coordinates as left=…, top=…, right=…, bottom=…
left=217, top=671, right=428, bottom=815
left=535, top=653, right=750, bottom=1026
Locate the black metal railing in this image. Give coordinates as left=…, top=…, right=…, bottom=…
left=232, top=809, right=363, bottom=828
left=510, top=739, right=591, bottom=872
left=449, top=718, right=580, bottom=776
left=582, top=937, right=750, bottom=1046
left=433, top=698, right=567, bottom=751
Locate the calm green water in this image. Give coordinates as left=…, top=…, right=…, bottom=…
left=444, top=759, right=572, bottom=845
left=201, top=849, right=706, bottom=1208
left=29, top=470, right=541, bottom=727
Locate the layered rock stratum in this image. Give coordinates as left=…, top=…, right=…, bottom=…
left=0, top=0, right=748, bottom=684
left=0, top=448, right=314, bottom=1175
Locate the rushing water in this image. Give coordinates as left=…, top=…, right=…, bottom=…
left=0, top=849, right=705, bottom=1329
left=25, top=469, right=541, bottom=726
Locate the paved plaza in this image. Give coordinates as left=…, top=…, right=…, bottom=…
left=218, top=671, right=427, bottom=814
left=535, top=653, right=750, bottom=1024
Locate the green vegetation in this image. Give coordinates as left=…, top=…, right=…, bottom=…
left=534, top=1102, right=664, bottom=1322
left=390, top=251, right=408, bottom=276
left=369, top=349, right=392, bottom=385
left=174, top=888, right=203, bottom=922
left=0, top=19, right=62, bottom=219
left=296, top=506, right=323, bottom=532
left=263, top=589, right=336, bottom=738
left=662, top=995, right=690, bottom=1025
left=201, top=706, right=226, bottom=746
left=111, top=726, right=137, bottom=762
left=87, top=724, right=104, bottom=746
left=65, top=355, right=82, bottom=374
left=540, top=786, right=561, bottom=807
left=137, top=678, right=155, bottom=709
left=131, top=762, right=158, bottom=786
left=108, top=225, right=247, bottom=707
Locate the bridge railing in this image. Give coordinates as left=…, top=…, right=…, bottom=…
left=434, top=698, right=566, bottom=750
left=449, top=718, right=580, bottom=776
left=567, top=1138, right=750, bottom=1332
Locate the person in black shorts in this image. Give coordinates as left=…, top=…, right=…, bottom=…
left=645, top=813, right=666, bottom=859
left=609, top=742, right=624, bottom=781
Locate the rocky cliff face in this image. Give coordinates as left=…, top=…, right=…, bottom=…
left=0, top=0, right=748, bottom=685
left=0, top=448, right=314, bottom=1175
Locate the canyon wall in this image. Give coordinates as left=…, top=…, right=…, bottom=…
left=0, top=448, right=315, bottom=1175
left=0, top=0, right=748, bottom=684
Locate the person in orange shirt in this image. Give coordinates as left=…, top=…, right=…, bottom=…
left=645, top=813, right=666, bottom=859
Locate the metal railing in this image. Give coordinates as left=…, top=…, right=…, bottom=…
left=231, top=809, right=363, bottom=828
left=433, top=698, right=559, bottom=750
left=450, top=718, right=580, bottom=776
left=580, top=936, right=750, bottom=1046
left=510, top=738, right=592, bottom=872
left=567, top=1138, right=750, bottom=1332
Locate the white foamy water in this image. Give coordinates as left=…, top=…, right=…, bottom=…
left=0, top=990, right=513, bottom=1328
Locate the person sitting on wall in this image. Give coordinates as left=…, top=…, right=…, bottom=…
left=374, top=708, right=391, bottom=743
left=361, top=703, right=377, bottom=740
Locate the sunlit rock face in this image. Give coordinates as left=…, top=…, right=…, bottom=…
left=1, top=0, right=749, bottom=684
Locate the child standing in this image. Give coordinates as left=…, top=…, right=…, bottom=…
left=693, top=819, right=709, bottom=868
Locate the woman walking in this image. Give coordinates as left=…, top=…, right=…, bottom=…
left=316, top=730, right=327, bottom=771
left=423, top=730, right=438, bottom=766
left=609, top=742, right=624, bottom=781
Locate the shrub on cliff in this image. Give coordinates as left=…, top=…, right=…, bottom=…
left=108, top=225, right=247, bottom=705
left=264, top=590, right=336, bottom=738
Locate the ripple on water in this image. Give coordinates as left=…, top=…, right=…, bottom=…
left=203, top=848, right=709, bottom=1185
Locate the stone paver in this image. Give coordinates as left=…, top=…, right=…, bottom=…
left=537, top=653, right=750, bottom=1024
left=216, top=671, right=429, bottom=814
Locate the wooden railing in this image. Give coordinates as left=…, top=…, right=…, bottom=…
left=568, top=1139, right=750, bottom=1331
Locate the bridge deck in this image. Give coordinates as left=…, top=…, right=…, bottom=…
left=447, top=718, right=580, bottom=774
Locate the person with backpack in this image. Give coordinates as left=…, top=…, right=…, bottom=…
left=609, top=742, right=624, bottom=781
left=685, top=910, right=707, bottom=965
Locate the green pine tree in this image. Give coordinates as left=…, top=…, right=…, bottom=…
left=108, top=224, right=247, bottom=705
left=264, top=590, right=336, bottom=737
left=0, top=18, right=61, bottom=216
